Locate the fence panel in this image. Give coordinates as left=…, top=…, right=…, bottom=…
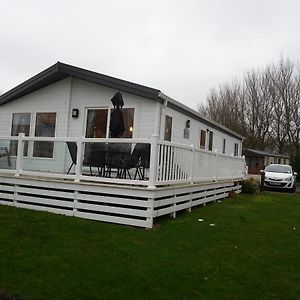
left=155, top=142, right=246, bottom=185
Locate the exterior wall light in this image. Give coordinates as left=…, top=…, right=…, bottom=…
left=72, top=109, right=79, bottom=118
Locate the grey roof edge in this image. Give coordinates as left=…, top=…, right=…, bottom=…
left=57, top=62, right=162, bottom=100
left=0, top=63, right=61, bottom=105
left=158, top=92, right=245, bottom=141
left=0, top=61, right=162, bottom=105
left=0, top=62, right=243, bottom=141
left=243, top=148, right=290, bottom=158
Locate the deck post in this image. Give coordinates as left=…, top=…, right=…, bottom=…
left=214, top=151, right=218, bottom=182
left=189, top=144, right=195, bottom=184
left=74, top=137, right=83, bottom=182
left=146, top=198, right=154, bottom=229
left=15, top=133, right=25, bottom=177
left=148, top=135, right=159, bottom=189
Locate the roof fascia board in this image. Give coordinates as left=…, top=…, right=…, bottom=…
left=243, top=148, right=290, bottom=158
left=159, top=92, right=244, bottom=141
left=0, top=62, right=162, bottom=105
left=58, top=62, right=162, bottom=101
left=0, top=63, right=61, bottom=105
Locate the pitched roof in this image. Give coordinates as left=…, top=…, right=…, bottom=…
left=0, top=62, right=161, bottom=105
left=0, top=62, right=244, bottom=140
left=243, top=148, right=290, bottom=159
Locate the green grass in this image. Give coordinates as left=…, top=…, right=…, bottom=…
left=1, top=192, right=300, bottom=300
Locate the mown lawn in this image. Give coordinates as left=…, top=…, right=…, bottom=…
left=0, top=192, right=300, bottom=300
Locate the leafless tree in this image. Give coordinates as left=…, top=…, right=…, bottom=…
left=199, top=57, right=300, bottom=164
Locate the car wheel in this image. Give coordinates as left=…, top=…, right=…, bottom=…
left=290, top=185, right=296, bottom=193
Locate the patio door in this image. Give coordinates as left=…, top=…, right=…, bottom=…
left=85, top=109, right=109, bottom=138
left=85, top=108, right=135, bottom=139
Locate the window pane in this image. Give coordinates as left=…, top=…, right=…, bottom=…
left=164, top=115, right=172, bottom=142
left=86, top=109, right=108, bottom=138
left=208, top=131, right=213, bottom=151
left=121, top=108, right=134, bottom=138
left=10, top=113, right=31, bottom=156
left=223, top=138, right=226, bottom=154
left=110, top=108, right=134, bottom=138
left=200, top=130, right=206, bottom=149
left=33, top=113, right=56, bottom=158
left=234, top=143, right=239, bottom=156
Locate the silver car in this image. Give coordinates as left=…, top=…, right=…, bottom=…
left=264, top=164, right=297, bottom=192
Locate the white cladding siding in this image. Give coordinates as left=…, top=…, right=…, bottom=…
left=0, top=78, right=70, bottom=137
left=68, top=79, right=157, bottom=138
left=0, top=76, right=242, bottom=175
left=0, top=78, right=71, bottom=172
left=0, top=78, right=160, bottom=173
left=164, top=106, right=242, bottom=155
left=0, top=78, right=158, bottom=140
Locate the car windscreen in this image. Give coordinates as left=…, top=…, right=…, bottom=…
left=265, top=165, right=292, bottom=173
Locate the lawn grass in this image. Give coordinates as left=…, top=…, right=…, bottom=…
left=1, top=192, right=300, bottom=300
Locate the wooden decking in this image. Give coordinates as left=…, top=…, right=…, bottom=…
left=0, top=136, right=245, bottom=228
left=0, top=173, right=241, bottom=228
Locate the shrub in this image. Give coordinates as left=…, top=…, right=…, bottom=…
left=242, top=178, right=259, bottom=194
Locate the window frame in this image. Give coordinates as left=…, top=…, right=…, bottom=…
left=164, top=115, right=172, bottom=142
left=199, top=129, right=206, bottom=149
left=10, top=112, right=32, bottom=157
left=208, top=130, right=213, bottom=151
left=234, top=142, right=239, bottom=156
left=223, top=138, right=226, bottom=154
left=32, top=112, right=57, bottom=158
left=84, top=106, right=136, bottom=139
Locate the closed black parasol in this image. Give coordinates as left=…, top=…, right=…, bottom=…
left=110, top=92, right=125, bottom=138
left=111, top=91, right=124, bottom=109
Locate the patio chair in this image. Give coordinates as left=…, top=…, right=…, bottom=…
left=66, top=142, right=77, bottom=174
left=130, top=143, right=150, bottom=180
left=67, top=142, right=106, bottom=176
left=105, top=143, right=131, bottom=179
left=107, top=143, right=150, bottom=180
left=85, top=142, right=107, bottom=177
left=0, top=146, right=11, bottom=167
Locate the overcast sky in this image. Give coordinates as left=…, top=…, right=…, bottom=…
left=1, top=0, right=300, bottom=109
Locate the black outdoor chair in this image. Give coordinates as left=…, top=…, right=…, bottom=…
left=130, top=143, right=151, bottom=180
left=85, top=142, right=107, bottom=177
left=66, top=142, right=78, bottom=174
left=67, top=142, right=106, bottom=176
left=105, top=143, right=132, bottom=179
left=105, top=143, right=150, bottom=180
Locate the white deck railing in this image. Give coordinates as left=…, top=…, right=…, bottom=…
left=0, top=134, right=247, bottom=188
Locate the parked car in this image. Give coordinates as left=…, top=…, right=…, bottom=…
left=263, top=164, right=297, bottom=192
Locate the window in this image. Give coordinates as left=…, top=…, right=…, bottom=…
left=200, top=130, right=206, bottom=149
left=208, top=130, right=213, bottom=151
left=86, top=109, right=108, bottom=138
left=86, top=108, right=134, bottom=138
left=234, top=143, right=239, bottom=156
left=33, top=113, right=56, bottom=158
left=164, top=115, right=172, bottom=142
left=113, top=108, right=134, bottom=138
left=223, top=138, right=226, bottom=154
left=10, top=113, right=31, bottom=156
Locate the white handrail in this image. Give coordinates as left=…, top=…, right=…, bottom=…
left=0, top=134, right=247, bottom=187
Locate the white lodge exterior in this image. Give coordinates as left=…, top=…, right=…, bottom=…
left=0, top=62, right=246, bottom=228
